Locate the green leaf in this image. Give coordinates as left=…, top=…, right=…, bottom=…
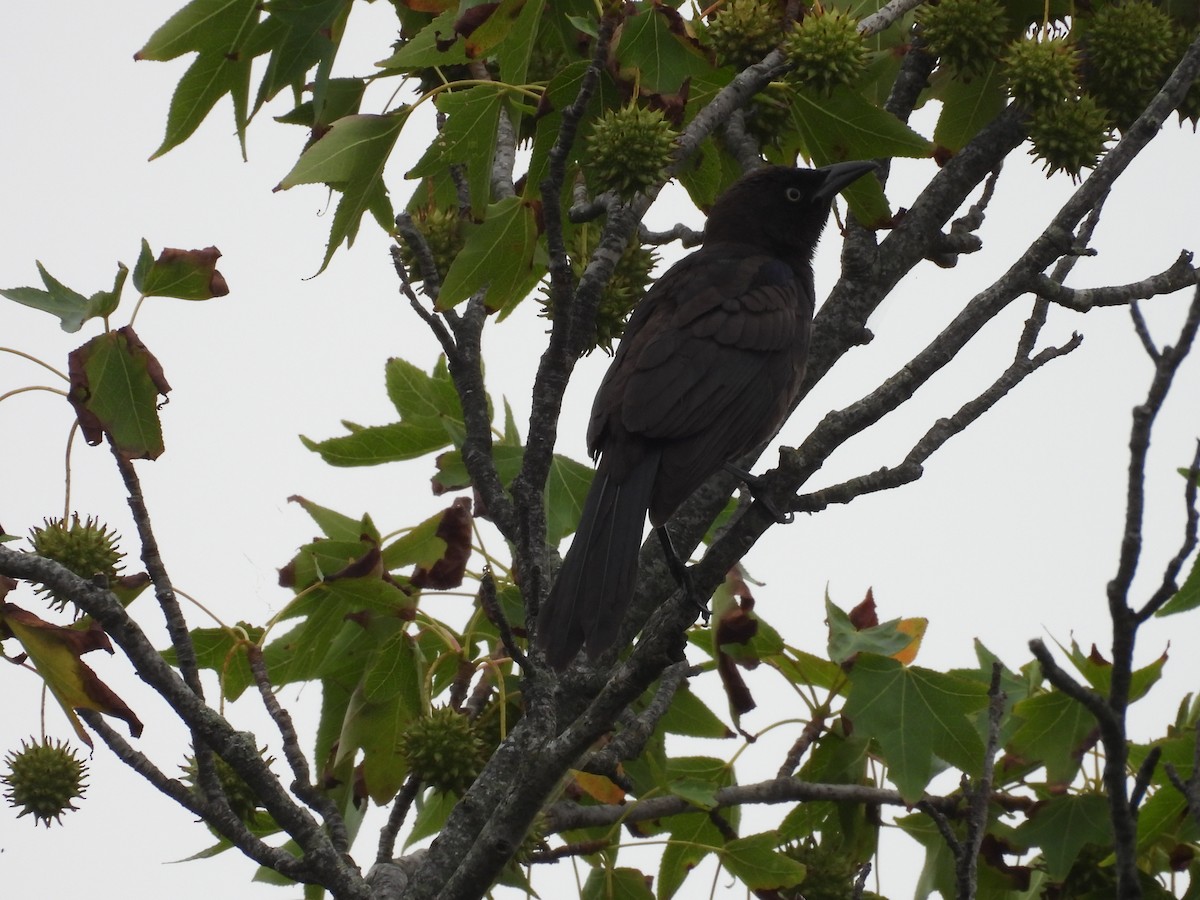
left=1, top=261, right=125, bottom=333
left=659, top=683, right=734, bottom=739
left=136, top=0, right=259, bottom=60
left=1013, top=794, right=1112, bottom=880
left=843, top=654, right=989, bottom=802
left=275, top=77, right=367, bottom=128
left=720, top=833, right=807, bottom=891
left=132, top=241, right=229, bottom=300
left=435, top=196, right=544, bottom=313
left=895, top=812, right=959, bottom=899
left=658, top=812, right=725, bottom=900
left=405, top=788, right=457, bottom=848
left=1008, top=689, right=1099, bottom=787
left=162, top=623, right=264, bottom=701
left=277, top=112, right=409, bottom=272
left=381, top=509, right=451, bottom=571
left=151, top=46, right=255, bottom=159
left=494, top=0, right=545, bottom=91
left=67, top=327, right=171, bottom=459
left=302, top=356, right=464, bottom=466
left=931, top=63, right=1007, bottom=154
left=336, top=619, right=426, bottom=804
left=783, top=86, right=933, bottom=226
left=301, top=421, right=452, bottom=466
left=1063, top=637, right=1166, bottom=704
left=408, top=86, right=505, bottom=217
left=287, top=496, right=377, bottom=543
left=770, top=647, right=844, bottom=691
left=583, top=867, right=656, bottom=900
left=825, top=595, right=913, bottom=663
left=376, top=9, right=470, bottom=70
left=253, top=0, right=346, bottom=111
left=615, top=4, right=713, bottom=95
left=385, top=356, right=465, bottom=440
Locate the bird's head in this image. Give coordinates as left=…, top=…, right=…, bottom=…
left=702, top=161, right=878, bottom=264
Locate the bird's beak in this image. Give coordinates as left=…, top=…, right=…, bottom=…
left=812, top=160, right=879, bottom=201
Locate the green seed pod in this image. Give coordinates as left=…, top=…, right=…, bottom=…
left=541, top=230, right=658, bottom=354
left=784, top=10, right=870, bottom=94
left=182, top=748, right=273, bottom=825
left=1003, top=37, right=1079, bottom=109
left=703, top=0, right=782, bottom=70
left=585, top=105, right=677, bottom=199
left=918, top=0, right=1011, bottom=74
left=3, top=738, right=88, bottom=827
left=398, top=706, right=487, bottom=795
left=1028, top=93, right=1113, bottom=177
left=1079, top=0, right=1182, bottom=129
left=400, top=207, right=465, bottom=284
left=28, top=515, right=123, bottom=612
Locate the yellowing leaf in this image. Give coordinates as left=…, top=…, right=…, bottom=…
left=0, top=603, right=143, bottom=746
left=891, top=617, right=929, bottom=665
left=571, top=769, right=627, bottom=805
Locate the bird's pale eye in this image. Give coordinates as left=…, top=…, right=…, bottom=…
left=785, top=186, right=804, bottom=202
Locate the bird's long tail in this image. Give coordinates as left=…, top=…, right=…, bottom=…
left=536, top=452, right=659, bottom=669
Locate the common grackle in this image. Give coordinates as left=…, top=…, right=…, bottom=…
left=537, top=161, right=878, bottom=669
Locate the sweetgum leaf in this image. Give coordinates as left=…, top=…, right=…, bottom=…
left=582, top=867, right=654, bottom=900
left=435, top=195, right=545, bottom=313
left=133, top=241, right=229, bottom=299
left=932, top=62, right=1007, bottom=153
left=1009, top=689, right=1099, bottom=787
left=1, top=261, right=126, bottom=332
left=150, top=46, right=255, bottom=159
left=843, top=654, right=988, bottom=802
left=408, top=86, right=505, bottom=217
left=1013, top=794, right=1112, bottom=880
left=0, top=603, right=143, bottom=746
left=615, top=3, right=712, bottom=95
left=136, top=0, right=259, bottom=61
left=277, top=112, right=410, bottom=272
left=253, top=0, right=347, bottom=112
left=67, top=326, right=172, bottom=459
left=720, top=833, right=807, bottom=891
left=376, top=9, right=470, bottom=69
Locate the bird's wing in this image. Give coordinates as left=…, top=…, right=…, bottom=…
left=620, top=248, right=811, bottom=442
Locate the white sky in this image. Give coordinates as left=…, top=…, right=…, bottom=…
left=2, top=3, right=1198, bottom=898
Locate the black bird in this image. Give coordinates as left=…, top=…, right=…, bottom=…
left=537, top=161, right=878, bottom=669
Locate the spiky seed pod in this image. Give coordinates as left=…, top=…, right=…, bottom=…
left=783, top=11, right=870, bottom=94
left=3, top=738, right=87, bottom=826
left=540, top=233, right=658, bottom=354
left=399, top=207, right=465, bottom=283
left=744, top=82, right=793, bottom=147
left=780, top=840, right=866, bottom=900
left=917, top=0, right=1010, bottom=75
left=1003, top=37, right=1079, bottom=109
left=1079, top=0, right=1182, bottom=129
left=703, top=0, right=782, bottom=70
left=585, top=105, right=677, bottom=199
left=1027, top=94, right=1113, bottom=177
left=181, top=748, right=273, bottom=825
left=28, top=515, right=123, bottom=612
left=397, top=706, right=487, bottom=795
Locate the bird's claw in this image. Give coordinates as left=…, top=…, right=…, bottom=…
left=724, top=463, right=794, bottom=524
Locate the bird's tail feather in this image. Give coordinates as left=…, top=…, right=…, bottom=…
left=536, top=452, right=659, bottom=669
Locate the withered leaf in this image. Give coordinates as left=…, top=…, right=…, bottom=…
left=0, top=603, right=143, bottom=746
left=411, top=497, right=473, bottom=590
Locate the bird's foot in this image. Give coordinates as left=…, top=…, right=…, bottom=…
left=724, top=463, right=794, bottom=524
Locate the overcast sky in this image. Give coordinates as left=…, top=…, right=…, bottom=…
left=2, top=3, right=1198, bottom=898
